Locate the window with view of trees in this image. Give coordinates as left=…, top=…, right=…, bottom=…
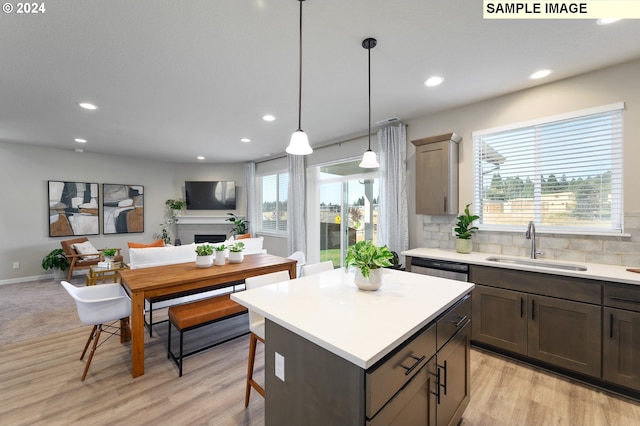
left=259, top=172, right=288, bottom=233
left=473, top=103, right=623, bottom=234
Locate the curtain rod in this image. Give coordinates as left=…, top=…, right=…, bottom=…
left=253, top=123, right=407, bottom=164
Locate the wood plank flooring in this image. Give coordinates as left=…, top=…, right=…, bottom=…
left=2, top=322, right=640, bottom=425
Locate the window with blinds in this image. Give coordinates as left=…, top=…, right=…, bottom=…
left=258, top=172, right=288, bottom=233
left=473, top=102, right=624, bottom=234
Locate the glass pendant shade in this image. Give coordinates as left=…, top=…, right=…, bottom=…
left=359, top=149, right=379, bottom=168
left=286, top=130, right=313, bottom=155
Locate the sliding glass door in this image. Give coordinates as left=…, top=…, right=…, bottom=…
left=307, top=159, right=379, bottom=268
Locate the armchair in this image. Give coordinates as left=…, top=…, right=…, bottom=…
left=60, top=237, right=123, bottom=281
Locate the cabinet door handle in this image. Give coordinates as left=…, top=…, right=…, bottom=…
left=531, top=299, right=535, bottom=321
left=520, top=297, right=524, bottom=318
left=451, top=315, right=467, bottom=328
left=401, top=354, right=426, bottom=376
left=443, top=196, right=447, bottom=213
left=610, top=313, right=614, bottom=339
left=437, top=360, right=448, bottom=396
left=431, top=367, right=441, bottom=404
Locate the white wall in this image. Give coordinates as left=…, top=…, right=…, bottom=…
left=405, top=58, right=640, bottom=265
left=0, top=142, right=245, bottom=283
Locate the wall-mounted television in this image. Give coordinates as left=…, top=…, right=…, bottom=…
left=185, top=181, right=236, bottom=210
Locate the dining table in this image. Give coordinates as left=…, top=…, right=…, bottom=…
left=119, top=252, right=297, bottom=378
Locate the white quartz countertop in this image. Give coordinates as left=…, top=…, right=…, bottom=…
left=402, top=248, right=640, bottom=285
left=231, top=268, right=474, bottom=369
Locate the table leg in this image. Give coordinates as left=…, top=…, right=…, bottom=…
left=131, top=291, right=145, bottom=377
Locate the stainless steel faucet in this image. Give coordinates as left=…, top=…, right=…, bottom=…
left=525, top=221, right=544, bottom=259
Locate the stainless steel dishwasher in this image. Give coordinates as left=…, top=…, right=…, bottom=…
left=410, top=257, right=469, bottom=282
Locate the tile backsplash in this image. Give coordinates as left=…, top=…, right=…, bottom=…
left=421, top=212, right=640, bottom=267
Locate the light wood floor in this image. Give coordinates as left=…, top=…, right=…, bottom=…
left=2, top=323, right=640, bottom=425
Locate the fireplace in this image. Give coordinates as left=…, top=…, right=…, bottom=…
left=194, top=234, right=227, bottom=243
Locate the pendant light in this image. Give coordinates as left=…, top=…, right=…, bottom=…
left=286, top=0, right=313, bottom=155
left=359, top=37, right=379, bottom=168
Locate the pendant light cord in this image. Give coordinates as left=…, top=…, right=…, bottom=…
left=297, top=0, right=303, bottom=132
left=368, top=44, right=371, bottom=151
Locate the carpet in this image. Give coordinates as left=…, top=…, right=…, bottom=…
left=0, top=277, right=85, bottom=346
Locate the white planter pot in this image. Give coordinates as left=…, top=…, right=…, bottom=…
left=456, top=238, right=473, bottom=254
left=195, top=255, right=213, bottom=268
left=52, top=268, right=65, bottom=281
left=229, top=251, right=244, bottom=264
left=354, top=268, right=383, bottom=291
left=215, top=251, right=227, bottom=266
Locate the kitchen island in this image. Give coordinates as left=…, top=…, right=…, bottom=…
left=232, top=267, right=474, bottom=425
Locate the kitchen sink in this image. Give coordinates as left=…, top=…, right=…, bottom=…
left=485, top=256, right=588, bottom=271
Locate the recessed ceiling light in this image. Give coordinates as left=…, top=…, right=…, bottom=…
left=529, top=69, right=553, bottom=80
left=74, top=148, right=84, bottom=153
left=197, top=156, right=205, bottom=160
left=241, top=138, right=251, bottom=143
left=77, top=102, right=98, bottom=110
left=74, top=138, right=87, bottom=143
left=262, top=115, right=276, bottom=122
left=424, top=76, right=444, bottom=87
left=597, top=18, right=621, bottom=25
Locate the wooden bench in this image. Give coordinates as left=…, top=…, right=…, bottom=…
left=167, top=294, right=248, bottom=377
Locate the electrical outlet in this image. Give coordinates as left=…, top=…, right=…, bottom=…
left=275, top=352, right=285, bottom=382
left=12, top=262, right=19, bottom=269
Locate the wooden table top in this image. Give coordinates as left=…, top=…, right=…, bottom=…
left=119, top=253, right=297, bottom=294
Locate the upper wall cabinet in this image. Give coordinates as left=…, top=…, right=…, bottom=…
left=411, top=133, right=461, bottom=215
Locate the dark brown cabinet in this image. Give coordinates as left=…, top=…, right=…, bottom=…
left=603, top=283, right=640, bottom=390
left=436, top=320, right=471, bottom=426
left=470, top=266, right=602, bottom=378
left=411, top=133, right=461, bottom=215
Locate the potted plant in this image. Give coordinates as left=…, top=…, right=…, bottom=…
left=228, top=242, right=245, bottom=264
left=102, top=248, right=117, bottom=264
left=166, top=199, right=185, bottom=216
left=41, top=248, right=69, bottom=280
left=195, top=244, right=214, bottom=268
left=344, top=240, right=394, bottom=291
left=454, top=203, right=480, bottom=254
left=213, top=243, right=227, bottom=266
left=226, top=213, right=248, bottom=236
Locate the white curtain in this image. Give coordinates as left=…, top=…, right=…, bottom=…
left=378, top=123, right=408, bottom=259
left=287, top=154, right=307, bottom=256
left=244, top=162, right=256, bottom=236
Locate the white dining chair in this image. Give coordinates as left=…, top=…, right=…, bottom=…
left=61, top=281, right=131, bottom=381
left=244, top=270, right=290, bottom=407
left=301, top=261, right=334, bottom=276
left=287, top=251, right=306, bottom=277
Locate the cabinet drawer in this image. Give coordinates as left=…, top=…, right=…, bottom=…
left=437, top=294, right=471, bottom=350
left=366, top=324, right=436, bottom=419
left=469, top=265, right=601, bottom=305
left=604, top=284, right=640, bottom=312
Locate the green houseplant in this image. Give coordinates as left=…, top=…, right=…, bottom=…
left=226, top=213, right=248, bottom=236
left=454, top=203, right=480, bottom=253
left=195, top=244, right=214, bottom=268
left=345, top=240, right=394, bottom=291
left=102, top=248, right=117, bottom=262
left=228, top=242, right=245, bottom=263
left=42, top=248, right=69, bottom=279
left=166, top=199, right=185, bottom=212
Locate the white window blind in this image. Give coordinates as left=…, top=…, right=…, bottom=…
left=258, top=172, right=288, bottom=233
left=473, top=103, right=624, bottom=234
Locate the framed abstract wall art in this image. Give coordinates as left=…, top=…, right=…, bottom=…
left=102, top=183, right=144, bottom=234
left=48, top=181, right=100, bottom=237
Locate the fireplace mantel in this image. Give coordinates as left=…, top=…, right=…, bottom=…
left=175, top=215, right=228, bottom=225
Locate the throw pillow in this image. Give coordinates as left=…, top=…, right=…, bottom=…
left=127, top=239, right=166, bottom=249
left=72, top=241, right=99, bottom=260
left=236, top=233, right=252, bottom=240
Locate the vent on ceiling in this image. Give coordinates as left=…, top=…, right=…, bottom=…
left=375, top=116, right=401, bottom=126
